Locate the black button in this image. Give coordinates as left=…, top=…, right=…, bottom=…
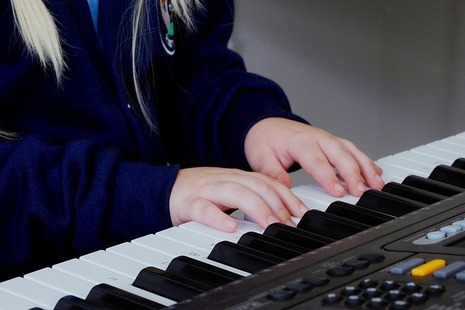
left=380, top=280, right=399, bottom=290
left=359, top=278, right=378, bottom=288
left=402, top=282, right=422, bottom=293
left=322, top=293, right=342, bottom=305
left=266, top=288, right=296, bottom=301
left=343, top=259, right=370, bottom=269
left=286, top=282, right=313, bottom=294
left=363, top=287, right=383, bottom=298
left=390, top=300, right=411, bottom=310
left=302, top=275, right=330, bottom=287
left=341, top=286, right=361, bottom=296
left=425, top=284, right=445, bottom=296
left=409, top=292, right=428, bottom=304
left=367, top=297, right=387, bottom=309
left=344, top=295, right=365, bottom=307
left=385, top=290, right=406, bottom=301
left=358, top=253, right=386, bottom=263
left=326, top=266, right=354, bottom=277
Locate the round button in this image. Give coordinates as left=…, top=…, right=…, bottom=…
left=385, top=290, right=405, bottom=301
left=322, top=293, right=342, bottom=305
left=380, top=280, right=399, bottom=291
left=402, top=282, right=422, bottom=293
left=425, top=284, right=445, bottom=296
left=302, top=275, right=330, bottom=287
left=326, top=266, right=354, bottom=277
left=391, top=300, right=411, bottom=310
left=452, top=220, right=465, bottom=228
left=409, top=292, right=428, bottom=304
left=359, top=278, right=378, bottom=288
left=358, top=253, right=385, bottom=263
left=343, top=259, right=370, bottom=270
left=344, top=295, right=364, bottom=307
left=266, top=288, right=296, bottom=301
left=363, top=287, right=382, bottom=298
left=286, top=282, right=313, bottom=294
left=341, top=286, right=360, bottom=296
left=426, top=231, right=446, bottom=240
left=367, top=297, right=387, bottom=309
left=440, top=225, right=462, bottom=235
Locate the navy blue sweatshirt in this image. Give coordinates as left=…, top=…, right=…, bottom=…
left=0, top=0, right=306, bottom=280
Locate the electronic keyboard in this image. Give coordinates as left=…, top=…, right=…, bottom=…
left=1, top=132, right=465, bottom=309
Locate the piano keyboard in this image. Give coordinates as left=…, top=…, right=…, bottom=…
left=1, top=132, right=465, bottom=309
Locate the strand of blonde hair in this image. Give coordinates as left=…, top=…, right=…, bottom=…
left=7, top=0, right=201, bottom=135
left=10, top=0, right=66, bottom=84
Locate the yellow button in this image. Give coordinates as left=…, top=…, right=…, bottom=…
left=411, top=259, right=446, bottom=276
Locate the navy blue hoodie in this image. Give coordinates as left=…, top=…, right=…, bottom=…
left=0, top=0, right=306, bottom=280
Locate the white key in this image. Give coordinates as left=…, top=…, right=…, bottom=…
left=180, top=221, right=246, bottom=243
left=108, top=242, right=172, bottom=269
left=395, top=150, right=448, bottom=168
left=234, top=219, right=266, bottom=234
left=455, top=132, right=465, bottom=139
left=377, top=156, right=430, bottom=177
left=157, top=227, right=219, bottom=253
left=133, top=234, right=210, bottom=259
left=442, top=136, right=465, bottom=147
left=54, top=258, right=175, bottom=307
left=375, top=161, right=415, bottom=180
left=292, top=184, right=358, bottom=211
left=379, top=155, right=435, bottom=176
left=81, top=249, right=147, bottom=279
left=380, top=172, right=404, bottom=183
left=25, top=267, right=91, bottom=299
left=0, top=289, right=38, bottom=310
left=292, top=186, right=329, bottom=211
left=411, top=145, right=460, bottom=163
left=428, top=140, right=465, bottom=156
left=109, top=238, right=248, bottom=276
left=0, top=277, right=63, bottom=309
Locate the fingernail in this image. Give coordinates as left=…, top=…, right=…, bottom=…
left=376, top=174, right=384, bottom=184
left=267, top=215, right=279, bottom=225
left=299, top=204, right=308, bottom=215
left=226, top=219, right=238, bottom=231
left=334, top=183, right=345, bottom=194
left=286, top=220, right=296, bottom=227
left=357, top=182, right=367, bottom=192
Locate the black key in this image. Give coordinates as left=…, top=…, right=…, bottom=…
left=326, top=201, right=394, bottom=226
left=356, top=189, right=426, bottom=217
left=402, top=175, right=464, bottom=197
left=452, top=158, right=465, bottom=170
left=132, top=266, right=208, bottom=302
left=238, top=232, right=307, bottom=260
left=54, top=295, right=103, bottom=310
left=382, top=182, right=446, bottom=204
left=429, top=165, right=465, bottom=188
left=297, top=210, right=371, bottom=240
left=264, top=222, right=335, bottom=251
left=166, top=255, right=242, bottom=288
left=208, top=241, right=283, bottom=273
left=85, top=283, right=165, bottom=310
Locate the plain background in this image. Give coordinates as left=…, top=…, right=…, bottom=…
left=231, top=0, right=465, bottom=186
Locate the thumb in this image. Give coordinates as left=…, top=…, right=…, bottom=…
left=252, top=150, right=293, bottom=187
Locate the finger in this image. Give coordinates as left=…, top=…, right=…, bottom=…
left=186, top=198, right=239, bottom=232
left=340, top=140, right=385, bottom=190
left=207, top=181, right=292, bottom=229
left=322, top=145, right=367, bottom=196
left=294, top=147, right=347, bottom=197
left=239, top=172, right=308, bottom=218
left=248, top=148, right=293, bottom=187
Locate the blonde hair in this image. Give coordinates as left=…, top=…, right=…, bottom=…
left=9, top=0, right=201, bottom=133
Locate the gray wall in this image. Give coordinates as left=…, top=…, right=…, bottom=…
left=232, top=0, right=465, bottom=186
